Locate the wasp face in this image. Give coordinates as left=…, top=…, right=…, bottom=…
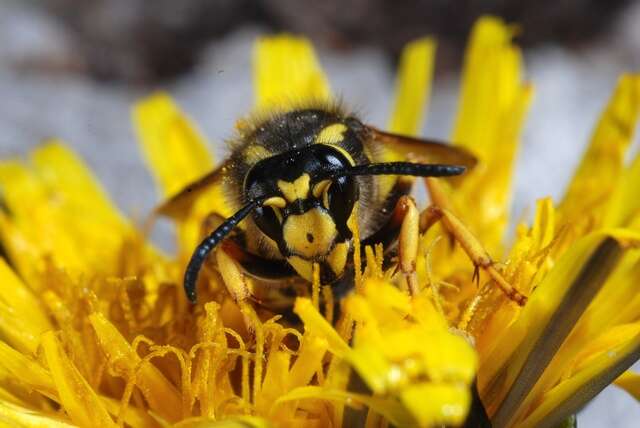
left=244, top=144, right=358, bottom=263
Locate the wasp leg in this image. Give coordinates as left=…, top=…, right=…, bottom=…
left=360, top=188, right=420, bottom=294
left=363, top=194, right=420, bottom=295
left=215, top=244, right=253, bottom=303
left=398, top=196, right=421, bottom=295
left=419, top=204, right=528, bottom=306
left=202, top=212, right=296, bottom=281
left=361, top=176, right=414, bottom=250
left=199, top=212, right=251, bottom=302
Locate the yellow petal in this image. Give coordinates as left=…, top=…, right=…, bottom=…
left=0, top=399, right=76, bottom=428
left=133, top=92, right=228, bottom=251
left=273, top=386, right=415, bottom=427
left=614, top=371, right=640, bottom=401
left=173, top=416, right=273, bottom=428
left=508, top=248, right=640, bottom=424
left=387, top=37, right=436, bottom=135
left=560, top=74, right=640, bottom=225
left=287, top=335, right=328, bottom=390
left=450, top=16, right=533, bottom=252
left=133, top=92, right=214, bottom=198
left=518, top=324, right=640, bottom=428
left=0, top=341, right=56, bottom=399
left=0, top=260, right=52, bottom=353
left=294, top=298, right=351, bottom=357
left=0, top=161, right=83, bottom=278
left=604, top=145, right=640, bottom=229
left=453, top=16, right=527, bottom=161
left=481, top=232, right=625, bottom=424
left=89, top=312, right=182, bottom=422
left=41, top=331, right=117, bottom=428
left=0, top=144, right=131, bottom=279
left=256, top=350, right=290, bottom=412
left=400, top=382, right=470, bottom=427
left=253, top=35, right=331, bottom=110
left=99, top=396, right=159, bottom=428
left=31, top=142, right=126, bottom=232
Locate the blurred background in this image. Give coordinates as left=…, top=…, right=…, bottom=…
left=0, top=1, right=639, bottom=425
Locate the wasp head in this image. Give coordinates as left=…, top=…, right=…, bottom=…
left=244, top=144, right=358, bottom=261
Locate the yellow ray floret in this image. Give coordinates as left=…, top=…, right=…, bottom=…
left=133, top=92, right=214, bottom=198
left=451, top=16, right=533, bottom=254
left=614, top=371, right=640, bottom=401
left=254, top=35, right=331, bottom=110
left=388, top=37, right=436, bottom=136
left=560, top=74, right=640, bottom=227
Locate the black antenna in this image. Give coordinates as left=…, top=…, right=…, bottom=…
left=325, top=162, right=466, bottom=179
left=184, top=198, right=263, bottom=303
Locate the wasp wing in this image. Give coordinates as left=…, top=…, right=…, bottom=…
left=368, top=126, right=477, bottom=171
left=154, top=161, right=229, bottom=219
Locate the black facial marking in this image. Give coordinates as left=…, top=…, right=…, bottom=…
left=244, top=143, right=361, bottom=249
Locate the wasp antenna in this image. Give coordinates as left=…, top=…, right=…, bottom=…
left=184, top=198, right=263, bottom=303
left=333, top=162, right=466, bottom=179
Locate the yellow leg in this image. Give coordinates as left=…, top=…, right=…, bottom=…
left=215, top=245, right=253, bottom=304
left=397, top=196, right=421, bottom=296
left=419, top=204, right=528, bottom=306
left=195, top=211, right=253, bottom=303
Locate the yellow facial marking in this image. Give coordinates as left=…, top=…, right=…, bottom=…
left=263, top=196, right=286, bottom=208
left=315, top=123, right=348, bottom=144
left=242, top=145, right=272, bottom=164
left=287, top=256, right=314, bottom=281
left=283, top=208, right=337, bottom=259
left=327, top=242, right=348, bottom=276
left=312, top=179, right=332, bottom=198
left=277, top=174, right=311, bottom=203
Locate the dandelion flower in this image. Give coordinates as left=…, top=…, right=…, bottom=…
left=0, top=16, right=639, bottom=428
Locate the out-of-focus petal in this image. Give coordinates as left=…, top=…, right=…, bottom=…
left=253, top=35, right=331, bottom=110
left=0, top=399, right=76, bottom=428
left=133, top=93, right=227, bottom=251
left=0, top=341, right=56, bottom=399
left=604, top=147, right=640, bottom=229
left=387, top=37, right=436, bottom=136
left=0, top=260, right=52, bottom=354
left=450, top=16, right=532, bottom=252
left=273, top=386, right=415, bottom=427
left=614, top=371, right=640, bottom=401
left=400, top=382, right=470, bottom=427
left=560, top=75, right=640, bottom=227
left=173, top=416, right=273, bottom=428
left=31, top=142, right=127, bottom=232
left=518, top=324, right=640, bottom=428
left=133, top=92, right=214, bottom=198
left=0, top=143, right=132, bottom=281
left=509, top=248, right=640, bottom=424
left=481, top=233, right=627, bottom=425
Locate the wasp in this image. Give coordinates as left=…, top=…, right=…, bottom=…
left=155, top=104, right=527, bottom=308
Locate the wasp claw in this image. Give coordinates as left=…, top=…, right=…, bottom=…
left=472, top=265, right=480, bottom=286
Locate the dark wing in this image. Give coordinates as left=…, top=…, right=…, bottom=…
left=154, top=161, right=229, bottom=219
left=367, top=126, right=477, bottom=171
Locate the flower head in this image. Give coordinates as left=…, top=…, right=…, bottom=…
left=0, top=16, right=639, bottom=428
